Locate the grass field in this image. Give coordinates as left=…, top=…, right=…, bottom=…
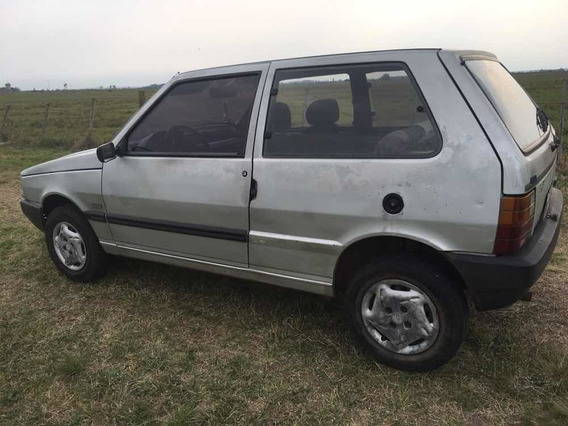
left=1, top=71, right=568, bottom=424
left=0, top=89, right=158, bottom=149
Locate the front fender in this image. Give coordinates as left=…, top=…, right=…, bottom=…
left=20, top=169, right=112, bottom=240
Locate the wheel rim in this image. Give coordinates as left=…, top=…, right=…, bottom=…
left=361, top=279, right=440, bottom=355
left=52, top=221, right=87, bottom=271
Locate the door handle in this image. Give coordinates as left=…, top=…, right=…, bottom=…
left=250, top=179, right=258, bottom=201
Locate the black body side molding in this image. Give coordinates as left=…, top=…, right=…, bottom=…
left=85, top=211, right=248, bottom=243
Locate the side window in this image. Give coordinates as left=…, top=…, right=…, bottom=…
left=368, top=70, right=424, bottom=127
left=276, top=74, right=353, bottom=127
left=127, top=74, right=260, bottom=156
left=264, top=63, right=441, bottom=158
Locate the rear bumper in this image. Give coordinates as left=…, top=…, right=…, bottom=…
left=446, top=187, right=563, bottom=310
left=20, top=199, right=44, bottom=231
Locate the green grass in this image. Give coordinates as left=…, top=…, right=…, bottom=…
left=1, top=71, right=568, bottom=424
left=515, top=71, right=568, bottom=137
left=0, top=89, right=157, bottom=149
left=1, top=181, right=568, bottom=423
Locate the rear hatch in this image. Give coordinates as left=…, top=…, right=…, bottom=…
left=465, top=59, right=557, bottom=232
left=440, top=51, right=557, bottom=235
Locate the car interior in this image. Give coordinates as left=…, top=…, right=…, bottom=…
left=131, top=108, right=253, bottom=156
left=127, top=68, right=440, bottom=158
left=264, top=69, right=441, bottom=158
left=127, top=77, right=258, bottom=156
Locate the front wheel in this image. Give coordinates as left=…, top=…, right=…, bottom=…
left=345, top=254, right=468, bottom=372
left=45, top=205, right=108, bottom=282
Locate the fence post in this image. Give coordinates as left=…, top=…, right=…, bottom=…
left=138, top=90, right=146, bottom=107
left=89, top=98, right=96, bottom=133
left=41, top=103, right=51, bottom=139
left=1, top=104, right=11, bottom=130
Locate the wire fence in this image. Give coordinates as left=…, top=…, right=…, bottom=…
left=0, top=90, right=150, bottom=149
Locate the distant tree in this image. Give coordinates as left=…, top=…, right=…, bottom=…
left=141, top=83, right=164, bottom=90
left=0, top=82, right=19, bottom=94
left=64, top=83, right=68, bottom=90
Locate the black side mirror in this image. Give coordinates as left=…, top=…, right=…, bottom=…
left=96, top=142, right=117, bottom=163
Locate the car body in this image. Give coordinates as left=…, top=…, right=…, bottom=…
left=20, top=49, right=563, bottom=371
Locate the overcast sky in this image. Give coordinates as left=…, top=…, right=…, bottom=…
left=1, top=0, right=566, bottom=90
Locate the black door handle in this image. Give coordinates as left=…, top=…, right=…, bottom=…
left=250, top=179, right=258, bottom=201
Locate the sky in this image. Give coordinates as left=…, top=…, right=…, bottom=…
left=1, top=0, right=567, bottom=90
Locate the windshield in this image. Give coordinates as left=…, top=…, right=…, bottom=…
left=467, top=60, right=545, bottom=152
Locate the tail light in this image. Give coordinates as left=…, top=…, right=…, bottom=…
left=494, top=190, right=535, bottom=255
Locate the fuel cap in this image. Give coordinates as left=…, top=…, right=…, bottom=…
left=383, top=193, right=404, bottom=215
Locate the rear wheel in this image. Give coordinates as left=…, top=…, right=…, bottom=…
left=345, top=254, right=467, bottom=371
left=45, top=205, right=108, bottom=282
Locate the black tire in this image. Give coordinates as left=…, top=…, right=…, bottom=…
left=345, top=254, right=468, bottom=372
left=45, top=204, right=108, bottom=282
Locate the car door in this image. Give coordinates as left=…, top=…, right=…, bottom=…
left=102, top=65, right=267, bottom=267
left=249, top=52, right=495, bottom=283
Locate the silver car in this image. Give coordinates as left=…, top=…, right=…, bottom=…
left=20, top=49, right=563, bottom=371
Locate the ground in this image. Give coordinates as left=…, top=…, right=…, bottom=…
left=1, top=71, right=568, bottom=424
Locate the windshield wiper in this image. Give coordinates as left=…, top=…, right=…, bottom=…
left=536, top=107, right=549, bottom=132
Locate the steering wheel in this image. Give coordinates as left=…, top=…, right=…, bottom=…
left=165, top=125, right=208, bottom=152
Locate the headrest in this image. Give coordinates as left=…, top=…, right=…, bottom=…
left=306, top=99, right=339, bottom=126
left=272, top=102, right=291, bottom=132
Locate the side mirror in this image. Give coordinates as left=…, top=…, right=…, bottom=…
left=96, top=142, right=117, bottom=163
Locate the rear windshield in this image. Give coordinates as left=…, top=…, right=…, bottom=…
left=466, top=60, right=544, bottom=152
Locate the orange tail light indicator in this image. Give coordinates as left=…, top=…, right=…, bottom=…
left=494, top=190, right=535, bottom=255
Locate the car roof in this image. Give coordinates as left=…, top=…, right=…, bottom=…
left=173, top=48, right=498, bottom=81
left=174, top=48, right=440, bottom=79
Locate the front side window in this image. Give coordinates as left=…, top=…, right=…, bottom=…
left=264, top=63, right=440, bottom=158
left=127, top=74, right=260, bottom=156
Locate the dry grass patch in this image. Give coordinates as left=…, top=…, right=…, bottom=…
left=1, top=147, right=568, bottom=425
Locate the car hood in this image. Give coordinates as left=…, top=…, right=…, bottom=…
left=20, top=148, right=101, bottom=177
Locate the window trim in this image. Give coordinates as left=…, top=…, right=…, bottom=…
left=262, top=61, right=442, bottom=159
left=120, top=72, right=262, bottom=159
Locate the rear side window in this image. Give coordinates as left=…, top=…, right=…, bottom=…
left=127, top=74, right=260, bottom=157
left=466, top=60, right=545, bottom=153
left=368, top=70, right=426, bottom=127
left=264, top=63, right=441, bottom=158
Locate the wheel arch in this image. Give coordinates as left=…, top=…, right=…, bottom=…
left=42, top=193, right=83, bottom=218
left=333, top=235, right=467, bottom=297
